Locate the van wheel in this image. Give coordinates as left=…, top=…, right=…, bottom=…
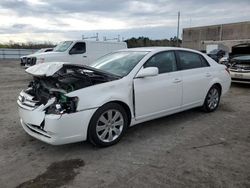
left=88, top=103, right=128, bottom=147
left=202, top=85, right=221, bottom=112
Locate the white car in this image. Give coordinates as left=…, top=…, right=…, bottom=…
left=17, top=47, right=231, bottom=147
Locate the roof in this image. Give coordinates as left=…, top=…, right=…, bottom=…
left=117, top=46, right=203, bottom=54
left=72, top=40, right=126, bottom=45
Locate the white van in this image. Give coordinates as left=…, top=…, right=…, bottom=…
left=21, top=40, right=127, bottom=67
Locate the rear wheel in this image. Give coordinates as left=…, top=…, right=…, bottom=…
left=203, top=85, right=221, bottom=112
left=88, top=103, right=128, bottom=147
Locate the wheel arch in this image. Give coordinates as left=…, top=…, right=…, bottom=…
left=212, top=83, right=222, bottom=95
left=105, top=100, right=132, bottom=126
left=202, top=82, right=223, bottom=104
left=87, top=100, right=132, bottom=136
left=87, top=100, right=132, bottom=146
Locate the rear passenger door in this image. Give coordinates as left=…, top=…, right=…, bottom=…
left=176, top=50, right=212, bottom=108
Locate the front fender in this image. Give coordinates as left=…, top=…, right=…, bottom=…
left=66, top=78, right=134, bottom=113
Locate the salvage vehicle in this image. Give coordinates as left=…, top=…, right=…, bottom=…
left=20, top=48, right=54, bottom=66
left=219, top=56, right=229, bottom=66
left=207, top=49, right=226, bottom=63
left=229, top=55, right=250, bottom=83
left=20, top=40, right=127, bottom=67
left=17, top=47, right=231, bottom=147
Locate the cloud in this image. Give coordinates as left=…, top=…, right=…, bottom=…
left=0, top=0, right=249, bottom=43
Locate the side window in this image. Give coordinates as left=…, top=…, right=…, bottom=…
left=199, top=55, right=210, bottom=67
left=178, top=51, right=208, bottom=70
left=69, top=42, right=86, bottom=54
left=144, top=51, right=177, bottom=74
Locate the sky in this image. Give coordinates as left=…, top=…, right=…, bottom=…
left=0, top=0, right=249, bottom=43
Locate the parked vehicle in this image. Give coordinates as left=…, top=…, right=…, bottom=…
left=207, top=49, right=226, bottom=63
left=17, top=47, right=231, bottom=147
left=20, top=48, right=54, bottom=66
left=20, top=40, right=127, bottom=67
left=219, top=56, right=229, bottom=66
left=229, top=55, right=250, bottom=83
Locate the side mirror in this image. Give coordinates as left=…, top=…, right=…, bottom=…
left=136, top=67, right=159, bottom=78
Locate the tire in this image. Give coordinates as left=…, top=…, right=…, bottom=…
left=88, top=103, right=128, bottom=147
left=202, top=85, right=221, bottom=112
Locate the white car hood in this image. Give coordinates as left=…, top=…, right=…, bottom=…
left=25, top=51, right=63, bottom=58
left=25, top=62, right=68, bottom=76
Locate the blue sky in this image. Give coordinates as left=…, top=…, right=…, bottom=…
left=0, top=0, right=249, bottom=43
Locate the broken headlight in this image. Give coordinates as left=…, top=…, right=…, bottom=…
left=46, top=95, right=78, bottom=114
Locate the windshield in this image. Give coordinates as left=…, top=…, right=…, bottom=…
left=54, top=41, right=73, bottom=52
left=90, top=51, right=149, bottom=77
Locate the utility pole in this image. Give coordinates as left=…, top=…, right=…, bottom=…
left=177, top=11, right=180, bottom=47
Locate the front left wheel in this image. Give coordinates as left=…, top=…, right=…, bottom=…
left=88, top=103, right=128, bottom=147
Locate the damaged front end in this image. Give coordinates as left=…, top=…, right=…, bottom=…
left=17, top=62, right=120, bottom=144
left=229, top=55, right=250, bottom=83
left=19, top=62, right=120, bottom=115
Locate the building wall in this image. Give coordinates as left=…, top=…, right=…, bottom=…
left=182, top=21, right=250, bottom=51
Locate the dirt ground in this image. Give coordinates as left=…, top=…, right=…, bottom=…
left=0, top=60, right=249, bottom=188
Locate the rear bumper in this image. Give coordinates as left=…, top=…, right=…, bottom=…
left=18, top=105, right=97, bottom=145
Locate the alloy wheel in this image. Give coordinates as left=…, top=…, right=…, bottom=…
left=96, top=109, right=124, bottom=143
left=207, top=88, right=219, bottom=110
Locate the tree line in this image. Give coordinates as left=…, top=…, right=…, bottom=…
left=0, top=37, right=182, bottom=49
left=125, top=36, right=182, bottom=48
left=0, top=41, right=55, bottom=49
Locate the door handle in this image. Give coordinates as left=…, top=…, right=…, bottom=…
left=173, top=78, right=182, bottom=83
left=205, top=73, right=212, bottom=77
left=83, top=55, right=87, bottom=58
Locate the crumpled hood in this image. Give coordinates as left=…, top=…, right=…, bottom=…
left=25, top=62, right=69, bottom=76
left=25, top=61, right=121, bottom=78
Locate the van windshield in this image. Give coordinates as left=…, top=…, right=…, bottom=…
left=54, top=41, right=73, bottom=52
left=90, top=51, right=149, bottom=77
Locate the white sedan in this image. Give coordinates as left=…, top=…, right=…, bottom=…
left=17, top=47, right=231, bottom=147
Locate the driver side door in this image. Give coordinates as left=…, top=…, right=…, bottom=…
left=133, top=51, right=182, bottom=120
left=68, top=42, right=86, bottom=64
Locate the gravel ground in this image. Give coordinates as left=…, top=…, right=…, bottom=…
left=0, top=61, right=249, bottom=188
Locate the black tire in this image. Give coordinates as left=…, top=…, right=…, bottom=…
left=202, top=85, right=221, bottom=112
left=88, top=103, right=128, bottom=147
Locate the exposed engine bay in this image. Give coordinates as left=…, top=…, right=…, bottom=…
left=24, top=64, right=120, bottom=114
left=229, top=56, right=250, bottom=72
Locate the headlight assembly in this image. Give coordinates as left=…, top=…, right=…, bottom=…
left=46, top=95, right=79, bottom=115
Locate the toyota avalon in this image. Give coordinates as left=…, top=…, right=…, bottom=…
left=17, top=47, right=231, bottom=147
